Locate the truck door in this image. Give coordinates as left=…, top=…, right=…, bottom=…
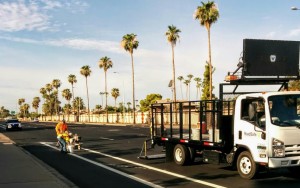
left=236, top=97, right=268, bottom=163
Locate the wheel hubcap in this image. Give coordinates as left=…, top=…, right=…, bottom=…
left=240, top=156, right=251, bottom=174
left=175, top=148, right=182, bottom=162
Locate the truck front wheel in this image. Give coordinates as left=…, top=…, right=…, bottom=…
left=237, top=151, right=258, bottom=179
left=174, top=144, right=189, bottom=166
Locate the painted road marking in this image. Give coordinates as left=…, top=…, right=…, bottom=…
left=81, top=148, right=227, bottom=188
left=99, top=137, right=114, bottom=141
left=41, top=142, right=226, bottom=188
left=40, top=142, right=162, bottom=188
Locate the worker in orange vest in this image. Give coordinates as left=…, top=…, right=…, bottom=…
left=55, top=120, right=68, bottom=153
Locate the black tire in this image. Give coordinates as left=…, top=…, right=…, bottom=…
left=237, top=151, right=258, bottom=179
left=173, top=144, right=189, bottom=166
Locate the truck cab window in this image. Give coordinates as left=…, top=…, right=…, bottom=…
left=241, top=99, right=265, bottom=129
left=269, top=95, right=300, bottom=126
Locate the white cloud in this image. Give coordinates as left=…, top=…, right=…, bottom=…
left=0, top=36, right=171, bottom=57
left=47, top=38, right=123, bottom=53
left=0, top=0, right=89, bottom=32
left=40, top=0, right=63, bottom=10
left=288, top=28, right=300, bottom=37
left=0, top=1, right=50, bottom=31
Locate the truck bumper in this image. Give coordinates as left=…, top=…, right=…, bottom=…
left=269, top=157, right=300, bottom=168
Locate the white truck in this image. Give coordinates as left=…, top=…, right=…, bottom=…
left=150, top=87, right=300, bottom=179
left=148, top=39, right=300, bottom=179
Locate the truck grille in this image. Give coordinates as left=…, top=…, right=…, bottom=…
left=285, top=144, right=300, bottom=157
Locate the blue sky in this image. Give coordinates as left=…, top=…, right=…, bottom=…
left=1, top=0, right=300, bottom=112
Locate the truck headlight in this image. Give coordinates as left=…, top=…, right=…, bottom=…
left=272, top=138, right=285, bottom=157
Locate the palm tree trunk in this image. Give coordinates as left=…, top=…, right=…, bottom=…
left=105, top=71, right=108, bottom=123
left=172, top=45, right=176, bottom=103
left=57, top=89, right=60, bottom=121
left=207, top=27, right=213, bottom=130
left=208, top=28, right=212, bottom=100
left=68, top=100, right=70, bottom=122
left=85, top=77, right=90, bottom=122
left=131, top=52, right=136, bottom=124
left=71, top=84, right=75, bottom=122
left=172, top=44, right=178, bottom=124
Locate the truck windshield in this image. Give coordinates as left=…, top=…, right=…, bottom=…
left=268, top=94, right=300, bottom=126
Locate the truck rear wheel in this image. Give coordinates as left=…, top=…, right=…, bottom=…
left=174, top=144, right=189, bottom=165
left=237, top=151, right=258, bottom=179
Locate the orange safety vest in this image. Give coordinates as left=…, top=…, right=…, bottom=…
left=55, top=122, right=68, bottom=135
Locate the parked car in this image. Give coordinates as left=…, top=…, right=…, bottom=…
left=6, top=119, right=22, bottom=131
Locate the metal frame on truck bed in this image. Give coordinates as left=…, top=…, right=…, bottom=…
left=150, top=99, right=234, bottom=165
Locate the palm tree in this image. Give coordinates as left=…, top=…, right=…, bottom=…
left=62, top=88, right=72, bottom=121
left=194, top=1, right=219, bottom=100
left=22, top=103, right=30, bottom=118
left=177, top=76, right=184, bottom=100
left=98, top=56, right=113, bottom=123
left=52, top=79, right=61, bottom=117
left=166, top=25, right=181, bottom=103
left=32, top=97, right=41, bottom=114
left=18, top=98, right=25, bottom=117
left=72, top=97, right=85, bottom=113
left=45, top=83, right=53, bottom=115
left=121, top=33, right=139, bottom=124
left=187, top=74, right=194, bottom=101
left=194, top=77, right=202, bottom=100
left=80, top=65, right=92, bottom=122
left=127, top=102, right=131, bottom=112
left=68, top=74, right=77, bottom=101
left=183, top=80, right=191, bottom=100
left=111, top=88, right=120, bottom=111
left=95, top=105, right=102, bottom=114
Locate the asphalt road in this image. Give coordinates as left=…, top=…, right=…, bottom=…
left=1, top=121, right=300, bottom=188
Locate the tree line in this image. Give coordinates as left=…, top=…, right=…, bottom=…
left=9, top=1, right=219, bottom=122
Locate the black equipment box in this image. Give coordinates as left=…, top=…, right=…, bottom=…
left=203, top=150, right=222, bottom=165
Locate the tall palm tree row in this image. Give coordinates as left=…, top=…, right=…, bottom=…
left=194, top=1, right=219, bottom=100
left=165, top=25, right=181, bottom=103
left=98, top=56, right=113, bottom=123
left=16, top=2, right=220, bottom=124
left=80, top=65, right=92, bottom=122
left=121, top=33, right=139, bottom=124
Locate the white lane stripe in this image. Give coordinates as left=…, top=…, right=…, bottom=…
left=81, top=147, right=227, bottom=188
left=99, top=137, right=114, bottom=141
left=40, top=142, right=162, bottom=188
left=41, top=142, right=226, bottom=188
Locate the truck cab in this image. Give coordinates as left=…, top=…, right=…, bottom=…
left=233, top=91, right=300, bottom=179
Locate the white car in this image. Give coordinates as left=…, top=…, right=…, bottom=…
left=6, top=119, right=22, bottom=131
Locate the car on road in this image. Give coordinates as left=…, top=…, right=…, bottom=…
left=6, top=119, right=22, bottom=131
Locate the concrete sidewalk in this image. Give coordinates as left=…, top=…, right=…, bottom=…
left=0, top=133, right=77, bottom=188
